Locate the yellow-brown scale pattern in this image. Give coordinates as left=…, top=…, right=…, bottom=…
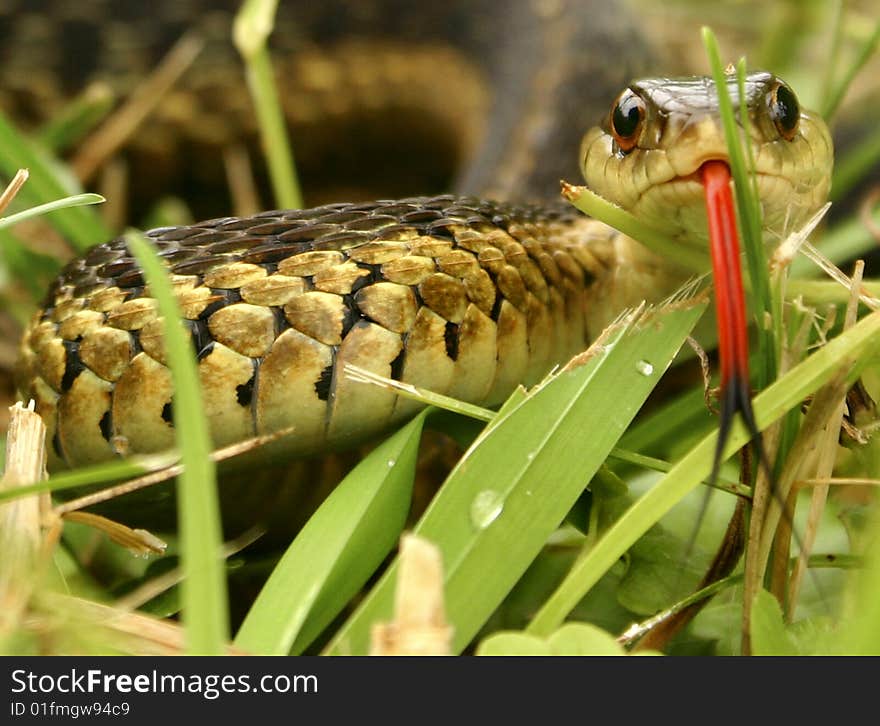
left=17, top=195, right=617, bottom=469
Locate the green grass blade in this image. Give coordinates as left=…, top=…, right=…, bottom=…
left=37, top=83, right=115, bottom=154
left=786, top=278, right=880, bottom=306
left=234, top=410, right=427, bottom=655
left=325, top=296, right=708, bottom=655
left=821, top=16, right=880, bottom=120
left=619, top=387, right=713, bottom=455
left=0, top=193, right=105, bottom=231
left=700, top=34, right=764, bottom=276
left=818, top=0, right=844, bottom=112
left=233, top=0, right=303, bottom=208
left=527, top=307, right=880, bottom=635
left=125, top=231, right=228, bottom=654
left=563, top=184, right=710, bottom=274
left=343, top=364, right=495, bottom=422
left=790, top=209, right=880, bottom=279
left=0, top=453, right=179, bottom=505
left=0, top=230, right=62, bottom=301
left=837, top=472, right=880, bottom=653
left=831, top=125, right=880, bottom=202
left=0, top=113, right=110, bottom=250
left=703, top=30, right=776, bottom=385
left=0, top=193, right=103, bottom=301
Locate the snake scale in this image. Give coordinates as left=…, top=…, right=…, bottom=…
left=6, top=2, right=832, bottom=486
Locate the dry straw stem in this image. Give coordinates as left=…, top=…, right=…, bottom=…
left=36, top=594, right=244, bottom=656
left=60, top=511, right=167, bottom=557
left=783, top=261, right=864, bottom=612
left=0, top=169, right=28, bottom=216
left=97, top=157, right=129, bottom=230
left=765, top=263, right=861, bottom=599
left=52, top=427, right=294, bottom=515
left=741, top=368, right=852, bottom=653
left=223, top=144, right=262, bottom=217
left=743, top=260, right=864, bottom=648
left=116, top=527, right=263, bottom=612
left=71, top=33, right=204, bottom=182
left=0, top=402, right=47, bottom=638
left=370, top=535, right=453, bottom=656
left=741, top=221, right=867, bottom=650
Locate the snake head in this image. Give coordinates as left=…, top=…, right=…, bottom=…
left=579, top=71, right=833, bottom=246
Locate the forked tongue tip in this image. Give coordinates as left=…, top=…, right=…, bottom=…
left=701, top=160, right=764, bottom=482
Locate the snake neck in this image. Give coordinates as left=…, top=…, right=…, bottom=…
left=580, top=232, right=692, bottom=338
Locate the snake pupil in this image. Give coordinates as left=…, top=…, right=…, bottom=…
left=769, top=82, right=800, bottom=140
left=610, top=89, right=646, bottom=152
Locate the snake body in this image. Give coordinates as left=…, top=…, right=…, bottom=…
left=18, top=197, right=624, bottom=468
left=9, top=4, right=833, bottom=477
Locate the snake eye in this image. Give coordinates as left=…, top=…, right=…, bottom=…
left=767, top=81, right=800, bottom=140
left=609, top=89, right=646, bottom=153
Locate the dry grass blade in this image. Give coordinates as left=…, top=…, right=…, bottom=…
left=0, top=169, right=28, bottom=216
left=0, top=402, right=47, bottom=642
left=113, top=527, right=264, bottom=613
left=796, top=238, right=880, bottom=311
left=223, top=144, right=262, bottom=217
left=71, top=33, right=204, bottom=182
left=783, top=261, right=864, bottom=611
left=370, top=535, right=453, bottom=656
left=97, top=157, right=128, bottom=229
left=344, top=363, right=495, bottom=422
left=60, top=511, right=167, bottom=557
left=744, top=262, right=859, bottom=640
left=36, top=594, right=244, bottom=656
left=746, top=374, right=852, bottom=616
left=52, top=427, right=293, bottom=515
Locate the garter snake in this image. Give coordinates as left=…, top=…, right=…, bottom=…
left=7, top=5, right=832, bottom=508
left=15, top=71, right=833, bottom=473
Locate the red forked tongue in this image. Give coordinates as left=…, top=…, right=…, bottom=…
left=701, top=160, right=765, bottom=484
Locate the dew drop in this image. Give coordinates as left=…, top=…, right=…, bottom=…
left=635, top=360, right=654, bottom=376
left=470, top=489, right=504, bottom=530
left=387, top=458, right=396, bottom=468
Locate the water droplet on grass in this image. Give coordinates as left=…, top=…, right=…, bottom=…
left=470, top=490, right=504, bottom=530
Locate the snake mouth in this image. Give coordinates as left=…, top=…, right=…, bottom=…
left=679, top=158, right=793, bottom=189
left=672, top=157, right=733, bottom=186
left=639, top=158, right=786, bottom=230
left=694, top=158, right=731, bottom=180
left=658, top=167, right=724, bottom=195
left=632, top=157, right=739, bottom=227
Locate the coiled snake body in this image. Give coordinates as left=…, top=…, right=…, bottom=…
left=9, top=3, right=832, bottom=480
